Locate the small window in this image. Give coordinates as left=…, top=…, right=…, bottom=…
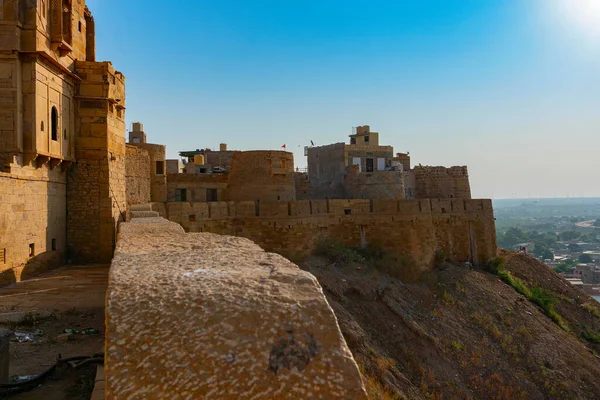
left=344, top=209, right=351, bottom=215
left=189, top=214, right=196, bottom=222
left=175, top=189, right=187, bottom=202
left=206, top=188, right=218, bottom=202
left=63, top=129, right=67, bottom=140
left=29, top=243, right=35, bottom=257
left=350, top=137, right=356, bottom=145
left=78, top=21, right=82, bottom=32
left=132, top=137, right=140, bottom=144
left=272, top=159, right=286, bottom=169
left=41, top=121, right=44, bottom=131
left=51, top=238, right=56, bottom=251
left=364, top=135, right=369, bottom=143
left=156, top=161, right=164, bottom=175
left=51, top=107, right=58, bottom=141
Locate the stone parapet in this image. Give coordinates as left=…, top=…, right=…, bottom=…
left=106, top=216, right=367, bottom=399
left=149, top=198, right=497, bottom=270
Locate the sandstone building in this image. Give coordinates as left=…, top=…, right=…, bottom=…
left=0, top=0, right=126, bottom=282
left=126, top=125, right=495, bottom=270
left=301, top=125, right=471, bottom=200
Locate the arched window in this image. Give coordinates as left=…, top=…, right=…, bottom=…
left=51, top=107, right=58, bottom=141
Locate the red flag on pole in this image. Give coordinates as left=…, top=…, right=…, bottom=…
left=281, top=144, right=286, bottom=149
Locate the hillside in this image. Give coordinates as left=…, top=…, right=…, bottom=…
left=300, top=248, right=600, bottom=399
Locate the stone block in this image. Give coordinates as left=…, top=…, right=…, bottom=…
left=131, top=211, right=159, bottom=218
left=106, top=217, right=367, bottom=399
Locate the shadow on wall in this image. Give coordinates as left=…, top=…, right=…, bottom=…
left=0, top=251, right=62, bottom=287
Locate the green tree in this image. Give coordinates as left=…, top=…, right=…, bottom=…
left=559, top=230, right=581, bottom=241
left=553, top=259, right=576, bottom=273
left=579, top=253, right=593, bottom=263
left=533, top=242, right=554, bottom=260
left=499, top=227, right=528, bottom=248
left=568, top=243, right=582, bottom=252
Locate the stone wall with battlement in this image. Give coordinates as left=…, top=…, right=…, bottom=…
left=150, top=198, right=497, bottom=270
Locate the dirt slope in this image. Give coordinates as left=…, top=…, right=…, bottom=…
left=300, top=250, right=600, bottom=400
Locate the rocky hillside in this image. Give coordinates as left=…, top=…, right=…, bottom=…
left=300, top=247, right=600, bottom=399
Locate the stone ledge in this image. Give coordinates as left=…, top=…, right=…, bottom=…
left=106, top=217, right=367, bottom=399
left=130, top=210, right=159, bottom=218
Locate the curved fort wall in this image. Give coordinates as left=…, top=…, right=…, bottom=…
left=151, top=198, right=497, bottom=270
left=226, top=150, right=295, bottom=202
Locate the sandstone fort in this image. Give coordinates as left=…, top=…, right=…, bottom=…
left=0, top=1, right=509, bottom=398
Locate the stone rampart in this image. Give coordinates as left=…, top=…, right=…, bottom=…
left=106, top=213, right=368, bottom=398
left=414, top=166, right=472, bottom=199
left=151, top=198, right=497, bottom=270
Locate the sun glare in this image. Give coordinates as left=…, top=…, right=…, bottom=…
left=555, top=0, right=600, bottom=37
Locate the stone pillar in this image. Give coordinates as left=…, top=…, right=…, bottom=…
left=85, top=11, right=96, bottom=62
left=0, top=328, right=12, bottom=383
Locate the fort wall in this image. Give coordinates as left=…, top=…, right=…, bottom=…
left=305, top=143, right=347, bottom=199
left=67, top=61, right=126, bottom=264
left=125, top=145, right=150, bottom=208
left=131, top=143, right=166, bottom=202
left=344, top=166, right=406, bottom=200
left=152, top=198, right=497, bottom=270
left=226, top=150, right=295, bottom=202
left=414, top=166, right=472, bottom=199
left=0, top=168, right=65, bottom=285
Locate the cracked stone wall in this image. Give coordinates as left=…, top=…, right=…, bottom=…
left=106, top=215, right=368, bottom=399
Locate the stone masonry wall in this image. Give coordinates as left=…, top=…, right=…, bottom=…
left=306, top=143, right=347, bottom=199
left=131, top=143, right=166, bottom=202
left=166, top=172, right=228, bottom=202
left=414, top=166, right=472, bottom=199
left=345, top=166, right=406, bottom=200
left=227, top=151, right=295, bottom=202
left=0, top=168, right=65, bottom=285
left=125, top=145, right=150, bottom=208
left=68, top=60, right=126, bottom=263
left=106, top=213, right=368, bottom=398
left=152, top=198, right=497, bottom=270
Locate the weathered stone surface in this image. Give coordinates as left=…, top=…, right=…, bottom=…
left=130, top=204, right=153, bottom=212
left=106, top=217, right=367, bottom=399
left=130, top=210, right=159, bottom=218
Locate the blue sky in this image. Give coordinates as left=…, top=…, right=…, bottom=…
left=86, top=0, right=600, bottom=199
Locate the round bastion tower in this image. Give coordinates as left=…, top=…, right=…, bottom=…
left=226, top=151, right=296, bottom=202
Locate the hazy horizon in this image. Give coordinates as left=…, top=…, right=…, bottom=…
left=87, top=0, right=599, bottom=199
